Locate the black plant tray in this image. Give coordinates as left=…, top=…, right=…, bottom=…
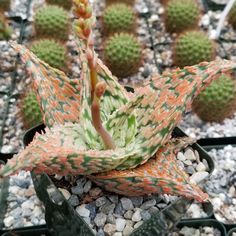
left=176, top=219, right=227, bottom=236
left=228, top=227, right=236, bottom=236
left=0, top=225, right=49, bottom=236
left=22, top=123, right=215, bottom=236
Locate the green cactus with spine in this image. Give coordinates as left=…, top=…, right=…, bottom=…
left=192, top=74, right=236, bottom=122
left=228, top=3, right=236, bottom=29
left=174, top=31, right=215, bottom=68
left=0, top=14, right=11, bottom=40
left=31, top=39, right=68, bottom=71
left=20, top=91, right=43, bottom=129
left=45, top=0, right=72, bottom=10
left=104, top=33, right=142, bottom=78
left=0, top=0, right=10, bottom=12
left=34, top=5, right=70, bottom=41
left=103, top=3, right=136, bottom=35
left=105, top=0, right=135, bottom=6
left=165, top=0, right=200, bottom=33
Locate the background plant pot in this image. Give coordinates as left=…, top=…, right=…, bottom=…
left=176, top=219, right=227, bottom=236
left=228, top=227, right=236, bottom=236
left=1, top=225, right=49, bottom=236
left=23, top=123, right=215, bottom=236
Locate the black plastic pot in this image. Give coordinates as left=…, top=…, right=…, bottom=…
left=176, top=219, right=227, bottom=236
left=228, top=227, right=236, bottom=236
left=1, top=225, right=49, bottom=236
left=23, top=123, right=214, bottom=236
left=202, top=0, right=227, bottom=11
left=197, top=143, right=236, bottom=231
left=182, top=201, right=214, bottom=220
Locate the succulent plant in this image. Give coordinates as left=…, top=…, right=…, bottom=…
left=105, top=0, right=135, bottom=6
left=103, top=3, right=136, bottom=35
left=165, top=0, right=200, bottom=33
left=192, top=74, right=236, bottom=122
left=20, top=91, right=43, bottom=129
left=0, top=0, right=10, bottom=12
left=0, top=14, right=11, bottom=40
left=104, top=33, right=142, bottom=77
left=31, top=39, right=68, bottom=71
left=45, top=0, right=72, bottom=10
left=3, top=0, right=236, bottom=204
left=174, top=31, right=215, bottom=68
left=229, top=3, right=236, bottom=29
left=34, top=5, right=70, bottom=41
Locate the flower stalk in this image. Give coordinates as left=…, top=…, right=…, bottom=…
left=73, top=0, right=116, bottom=149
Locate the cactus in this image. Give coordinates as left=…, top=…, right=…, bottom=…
left=20, top=91, right=43, bottom=129
left=103, top=3, right=136, bottom=35
left=104, top=33, right=142, bottom=77
left=174, top=31, right=215, bottom=68
left=192, top=74, right=236, bottom=122
left=0, top=0, right=10, bottom=12
left=229, top=2, right=236, bottom=29
left=45, top=0, right=72, bottom=10
left=0, top=14, right=11, bottom=40
left=34, top=5, right=70, bottom=41
left=31, top=39, right=68, bottom=71
left=105, top=0, right=135, bottom=6
left=165, top=0, right=200, bottom=33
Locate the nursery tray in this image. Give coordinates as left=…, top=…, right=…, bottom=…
left=176, top=219, right=227, bottom=236
left=23, top=123, right=214, bottom=236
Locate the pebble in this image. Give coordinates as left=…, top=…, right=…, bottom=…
left=132, top=209, right=142, bottom=222
left=103, top=223, right=116, bottom=236
left=94, top=213, right=107, bottom=227
left=121, top=198, right=134, bottom=211
left=190, top=172, right=209, bottom=184
left=76, top=204, right=90, bottom=218
left=115, top=218, right=126, bottom=232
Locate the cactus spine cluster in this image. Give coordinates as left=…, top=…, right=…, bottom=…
left=31, top=39, right=68, bottom=71
left=0, top=14, right=11, bottom=40
left=174, top=31, right=215, bottom=68
left=165, top=0, right=200, bottom=33
left=192, top=74, right=236, bottom=122
left=104, top=33, right=142, bottom=78
left=20, top=91, right=43, bottom=129
left=45, top=0, right=72, bottom=10
left=103, top=3, right=136, bottom=35
left=34, top=5, right=70, bottom=41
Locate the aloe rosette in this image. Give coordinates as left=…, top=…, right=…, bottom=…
left=1, top=0, right=236, bottom=202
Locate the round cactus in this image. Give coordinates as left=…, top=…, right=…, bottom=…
left=174, top=31, right=215, bottom=68
left=192, top=74, right=236, bottom=122
left=104, top=33, right=142, bottom=78
left=229, top=3, right=236, bottom=29
left=103, top=4, right=136, bottom=35
left=45, top=0, right=72, bottom=10
left=20, top=91, right=43, bottom=129
left=165, top=0, right=200, bottom=33
left=105, top=0, right=135, bottom=6
left=0, top=0, right=10, bottom=12
left=0, top=14, right=11, bottom=40
left=34, top=5, right=70, bottom=41
left=31, top=39, right=68, bottom=71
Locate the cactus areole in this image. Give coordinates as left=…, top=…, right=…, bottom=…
left=1, top=0, right=236, bottom=202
